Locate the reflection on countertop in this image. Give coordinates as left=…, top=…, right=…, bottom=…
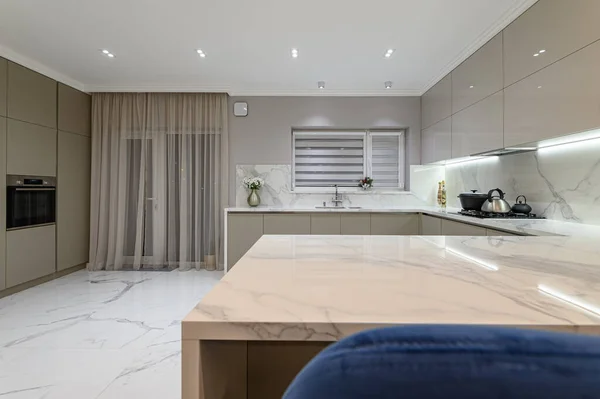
left=183, top=234, right=600, bottom=341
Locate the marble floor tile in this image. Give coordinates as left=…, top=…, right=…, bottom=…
left=0, top=269, right=222, bottom=398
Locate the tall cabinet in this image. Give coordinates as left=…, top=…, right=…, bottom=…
left=0, top=59, right=91, bottom=293
left=57, top=84, right=91, bottom=272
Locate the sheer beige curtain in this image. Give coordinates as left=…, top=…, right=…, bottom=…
left=88, top=93, right=228, bottom=271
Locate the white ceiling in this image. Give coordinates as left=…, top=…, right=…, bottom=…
left=0, top=0, right=536, bottom=95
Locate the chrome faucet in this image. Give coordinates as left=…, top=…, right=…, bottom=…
left=331, top=184, right=343, bottom=207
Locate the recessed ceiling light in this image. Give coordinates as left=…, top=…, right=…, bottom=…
left=533, top=53, right=539, bottom=57
left=100, top=49, right=115, bottom=58
left=318, top=81, right=325, bottom=89
left=196, top=49, right=206, bottom=58
left=385, top=81, right=392, bottom=89
left=291, top=48, right=299, bottom=58
left=537, top=85, right=542, bottom=89
left=539, top=49, right=546, bottom=53
left=384, top=49, right=394, bottom=58
left=469, top=85, right=474, bottom=89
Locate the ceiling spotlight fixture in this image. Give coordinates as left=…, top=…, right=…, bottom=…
left=291, top=48, right=299, bottom=58
left=384, top=49, right=394, bottom=58
left=318, top=81, right=325, bottom=89
left=537, top=85, right=542, bottom=89
left=101, top=49, right=115, bottom=58
left=196, top=49, right=206, bottom=58
left=469, top=85, right=474, bottom=89
left=533, top=53, right=539, bottom=57
left=539, top=49, right=546, bottom=53
left=385, top=81, right=393, bottom=89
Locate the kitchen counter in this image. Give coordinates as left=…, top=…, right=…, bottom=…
left=225, top=206, right=600, bottom=238
left=182, top=234, right=600, bottom=398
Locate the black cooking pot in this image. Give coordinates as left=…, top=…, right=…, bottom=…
left=457, top=190, right=488, bottom=211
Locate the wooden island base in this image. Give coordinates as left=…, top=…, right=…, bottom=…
left=182, top=339, right=328, bottom=399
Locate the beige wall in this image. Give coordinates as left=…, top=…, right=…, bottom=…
left=227, top=96, right=421, bottom=204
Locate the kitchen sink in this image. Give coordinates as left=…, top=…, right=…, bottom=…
left=314, top=206, right=362, bottom=210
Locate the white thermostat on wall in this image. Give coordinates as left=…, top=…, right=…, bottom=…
left=233, top=102, right=248, bottom=117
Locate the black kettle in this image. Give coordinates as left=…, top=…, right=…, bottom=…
left=511, top=195, right=532, bottom=214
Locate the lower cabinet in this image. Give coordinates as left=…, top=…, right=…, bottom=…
left=441, top=219, right=487, bottom=236
left=6, top=225, right=56, bottom=288
left=371, top=214, right=419, bottom=235
left=227, top=214, right=264, bottom=270
left=420, top=215, right=442, bottom=235
left=340, top=214, right=371, bottom=235
left=264, top=214, right=311, bottom=235
left=310, top=214, right=341, bottom=235
left=226, top=212, right=523, bottom=271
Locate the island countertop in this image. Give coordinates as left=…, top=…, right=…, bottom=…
left=183, top=235, right=600, bottom=341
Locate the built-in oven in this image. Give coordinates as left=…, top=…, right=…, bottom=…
left=7, top=175, right=56, bottom=230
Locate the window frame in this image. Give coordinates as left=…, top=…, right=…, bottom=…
left=291, top=129, right=405, bottom=192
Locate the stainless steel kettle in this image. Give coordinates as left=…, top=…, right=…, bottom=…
left=481, top=188, right=512, bottom=214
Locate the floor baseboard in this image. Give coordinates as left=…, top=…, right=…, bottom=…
left=0, top=263, right=86, bottom=299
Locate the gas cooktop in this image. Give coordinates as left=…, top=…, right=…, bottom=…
left=457, top=210, right=546, bottom=219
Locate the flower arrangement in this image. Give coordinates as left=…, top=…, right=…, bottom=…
left=359, top=176, right=373, bottom=190
left=243, top=176, right=265, bottom=190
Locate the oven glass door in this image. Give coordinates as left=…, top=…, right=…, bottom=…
left=7, top=187, right=56, bottom=229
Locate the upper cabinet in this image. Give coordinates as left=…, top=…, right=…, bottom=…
left=7, top=119, right=57, bottom=176
left=504, top=39, right=600, bottom=147
left=7, top=62, right=57, bottom=128
left=452, top=91, right=503, bottom=158
left=421, top=74, right=451, bottom=130
left=451, top=33, right=503, bottom=114
left=503, top=0, right=600, bottom=87
left=0, top=58, right=6, bottom=117
left=58, top=83, right=91, bottom=137
left=422, top=117, right=451, bottom=164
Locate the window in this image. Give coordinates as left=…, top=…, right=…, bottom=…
left=292, top=130, right=405, bottom=190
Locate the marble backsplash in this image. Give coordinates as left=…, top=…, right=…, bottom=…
left=235, top=165, right=427, bottom=208
left=413, top=138, right=600, bottom=226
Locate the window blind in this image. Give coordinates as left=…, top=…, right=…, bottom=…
left=294, top=132, right=365, bottom=187
left=370, top=134, right=401, bottom=188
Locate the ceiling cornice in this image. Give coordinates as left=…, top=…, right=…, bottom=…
left=84, top=85, right=422, bottom=96
left=418, top=0, right=538, bottom=95
left=0, top=44, right=86, bottom=92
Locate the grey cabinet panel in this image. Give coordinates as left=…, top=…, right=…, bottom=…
left=263, top=214, right=311, bottom=235
left=422, top=117, right=451, bottom=164
left=310, top=214, right=341, bottom=235
left=486, top=229, right=518, bottom=236
left=0, top=58, right=6, bottom=117
left=503, top=0, right=600, bottom=87
left=7, top=62, right=57, bottom=128
left=58, top=83, right=91, bottom=137
left=441, top=219, right=486, bottom=236
left=0, top=118, right=6, bottom=290
left=371, top=214, right=419, bottom=235
left=340, top=214, right=371, bottom=235
left=451, top=91, right=503, bottom=158
left=452, top=33, right=503, bottom=113
left=420, top=215, right=442, bottom=235
left=504, top=40, right=600, bottom=147
left=421, top=74, right=452, bottom=130
left=227, top=214, right=264, bottom=269
left=57, top=132, right=91, bottom=271
left=7, top=119, right=57, bottom=176
left=6, top=225, right=56, bottom=288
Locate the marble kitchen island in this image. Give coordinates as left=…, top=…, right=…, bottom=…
left=182, top=234, right=600, bottom=399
